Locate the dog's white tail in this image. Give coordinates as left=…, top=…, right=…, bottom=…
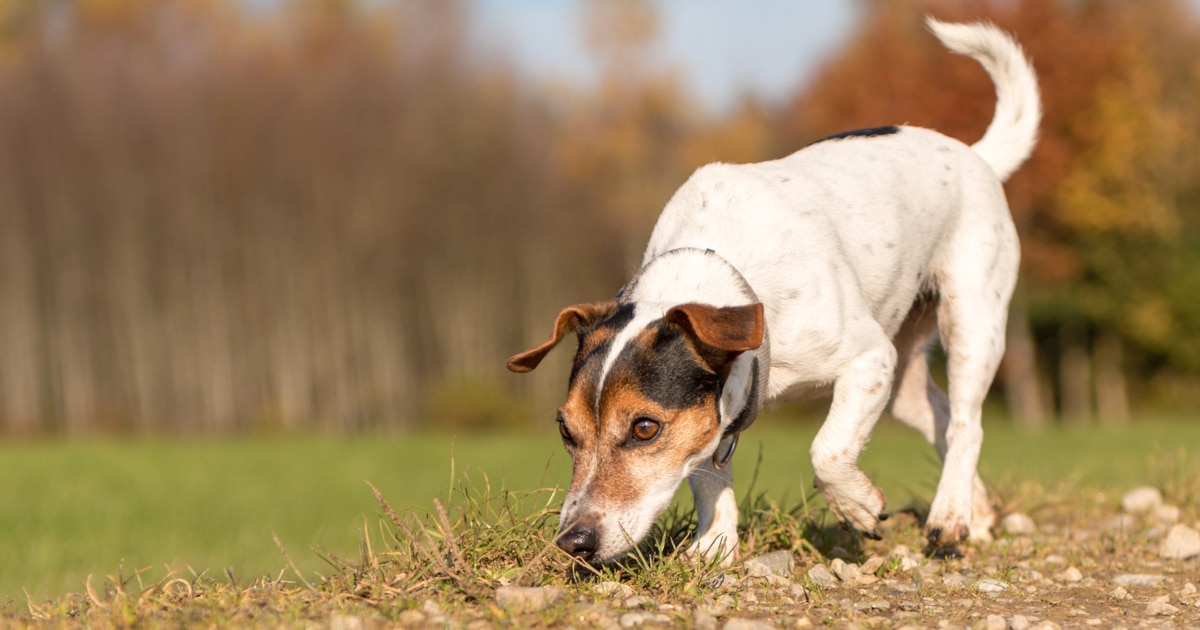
left=927, top=17, right=1041, bottom=182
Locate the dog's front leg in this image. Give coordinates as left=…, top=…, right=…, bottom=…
left=810, top=342, right=897, bottom=538
left=685, top=457, right=739, bottom=565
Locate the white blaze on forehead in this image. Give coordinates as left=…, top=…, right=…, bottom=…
left=595, top=303, right=662, bottom=404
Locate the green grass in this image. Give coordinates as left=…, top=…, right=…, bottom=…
left=2, top=415, right=1197, bottom=603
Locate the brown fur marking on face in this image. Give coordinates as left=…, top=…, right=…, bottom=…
left=568, top=320, right=724, bottom=507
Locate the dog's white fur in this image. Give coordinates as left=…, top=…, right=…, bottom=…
left=535, top=18, right=1040, bottom=564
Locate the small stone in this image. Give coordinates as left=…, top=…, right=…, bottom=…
left=1154, top=504, right=1181, bottom=523
left=1146, top=600, right=1180, bottom=616
left=1108, top=586, right=1133, bottom=601
left=624, top=595, right=656, bottom=610
left=860, top=555, right=886, bottom=575
left=983, top=614, right=1007, bottom=630
left=794, top=618, right=813, bottom=628
left=494, top=585, right=565, bottom=613
left=1112, top=573, right=1166, bottom=586
left=1121, top=486, right=1163, bottom=513
left=722, top=618, right=778, bottom=630
left=329, top=614, right=365, bottom=630
left=1002, top=512, right=1037, bottom=536
left=977, top=578, right=1009, bottom=593
left=396, top=610, right=425, bottom=625
left=806, top=565, right=838, bottom=590
left=693, top=609, right=719, bottom=630
left=942, top=572, right=969, bottom=589
left=1057, top=567, right=1083, bottom=582
left=745, top=550, right=794, bottom=577
left=1009, top=615, right=1031, bottom=630
left=619, top=611, right=647, bottom=628
left=788, top=583, right=809, bottom=601
left=1158, top=523, right=1200, bottom=559
left=1029, top=622, right=1062, bottom=630
left=830, top=558, right=861, bottom=582
left=595, top=581, right=635, bottom=599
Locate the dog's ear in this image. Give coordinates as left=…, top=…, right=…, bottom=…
left=507, top=302, right=618, bottom=373
left=665, top=302, right=764, bottom=372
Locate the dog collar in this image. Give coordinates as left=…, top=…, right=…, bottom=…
left=713, top=432, right=739, bottom=469
left=713, top=357, right=760, bottom=469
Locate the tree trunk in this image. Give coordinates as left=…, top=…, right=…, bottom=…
left=1059, top=325, right=1093, bottom=427
left=1093, top=331, right=1130, bottom=425
left=1004, top=296, right=1049, bottom=428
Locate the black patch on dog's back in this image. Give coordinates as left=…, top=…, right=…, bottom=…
left=811, top=125, right=901, bottom=145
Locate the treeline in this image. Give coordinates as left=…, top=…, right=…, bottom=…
left=0, top=0, right=1196, bottom=435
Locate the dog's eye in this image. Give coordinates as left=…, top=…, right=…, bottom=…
left=557, top=417, right=575, bottom=446
left=631, top=417, right=661, bottom=442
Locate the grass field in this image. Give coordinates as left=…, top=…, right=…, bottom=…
left=2, top=415, right=1197, bottom=604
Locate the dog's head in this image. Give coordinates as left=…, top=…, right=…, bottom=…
left=508, top=300, right=764, bottom=564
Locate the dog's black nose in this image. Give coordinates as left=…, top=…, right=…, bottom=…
left=556, top=525, right=598, bottom=562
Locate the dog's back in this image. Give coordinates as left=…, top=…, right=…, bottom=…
left=643, top=19, right=1040, bottom=400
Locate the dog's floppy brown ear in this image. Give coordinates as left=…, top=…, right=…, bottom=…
left=507, top=302, right=618, bottom=373
left=665, top=303, right=764, bottom=371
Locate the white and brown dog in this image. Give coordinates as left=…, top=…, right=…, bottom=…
left=509, top=18, right=1040, bottom=566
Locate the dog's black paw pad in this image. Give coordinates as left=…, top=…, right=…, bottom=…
left=863, top=529, right=883, bottom=541
left=878, top=512, right=889, bottom=521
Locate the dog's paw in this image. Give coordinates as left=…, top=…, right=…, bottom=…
left=683, top=536, right=738, bottom=567
left=814, top=471, right=887, bottom=538
left=969, top=477, right=997, bottom=542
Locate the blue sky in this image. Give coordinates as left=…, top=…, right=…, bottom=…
left=473, top=0, right=858, bottom=113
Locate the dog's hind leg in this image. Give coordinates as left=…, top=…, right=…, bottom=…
left=686, top=458, right=739, bottom=565
left=923, top=204, right=1019, bottom=549
left=887, top=299, right=996, bottom=541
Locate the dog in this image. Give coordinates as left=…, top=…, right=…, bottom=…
left=508, top=17, right=1040, bottom=566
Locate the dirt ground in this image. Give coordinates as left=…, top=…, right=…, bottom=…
left=414, top=486, right=1200, bottom=629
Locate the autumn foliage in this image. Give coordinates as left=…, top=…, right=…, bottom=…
left=0, top=0, right=1197, bottom=434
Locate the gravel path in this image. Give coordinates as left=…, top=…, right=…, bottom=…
left=340, top=486, right=1199, bottom=629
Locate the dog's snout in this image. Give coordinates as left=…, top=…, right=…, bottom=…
left=556, top=525, right=599, bottom=562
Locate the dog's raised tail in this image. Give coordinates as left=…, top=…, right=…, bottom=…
left=927, top=17, right=1041, bottom=182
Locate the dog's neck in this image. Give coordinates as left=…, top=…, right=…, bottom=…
left=616, top=248, right=770, bottom=439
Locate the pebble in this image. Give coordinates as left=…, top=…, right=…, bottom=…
left=806, top=565, right=838, bottom=590
left=1002, top=512, right=1037, bottom=535
left=722, top=618, right=778, bottom=630
left=1009, top=614, right=1031, bottom=630
left=1111, top=573, right=1165, bottom=586
left=983, top=614, right=1007, bottom=630
left=396, top=609, right=425, bottom=625
left=693, top=608, right=719, bottom=630
left=594, top=581, right=635, bottom=598
left=1158, top=523, right=1200, bottom=559
left=329, top=614, right=365, bottom=630
left=829, top=558, right=861, bottom=583
left=1145, top=599, right=1180, bottom=616
left=860, top=555, right=886, bottom=575
left=1057, top=566, right=1083, bottom=582
left=977, top=578, right=1009, bottom=593
left=1154, top=503, right=1181, bottom=523
left=941, top=572, right=969, bottom=589
left=619, top=611, right=647, bottom=627
left=624, top=595, right=656, bottom=610
left=1108, top=586, right=1133, bottom=601
left=494, top=585, right=565, bottom=613
left=745, top=550, right=794, bottom=577
left=1120, top=486, right=1163, bottom=513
